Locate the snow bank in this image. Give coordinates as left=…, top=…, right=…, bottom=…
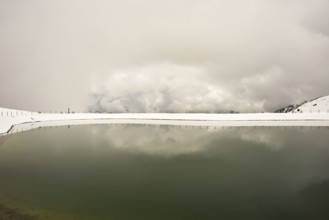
left=2, top=107, right=329, bottom=136
left=0, top=108, right=35, bottom=134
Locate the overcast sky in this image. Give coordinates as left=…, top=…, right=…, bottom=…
left=1, top=0, right=329, bottom=112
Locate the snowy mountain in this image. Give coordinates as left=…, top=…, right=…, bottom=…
left=275, top=95, right=329, bottom=113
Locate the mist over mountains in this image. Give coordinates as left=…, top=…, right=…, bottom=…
left=1, top=0, right=329, bottom=112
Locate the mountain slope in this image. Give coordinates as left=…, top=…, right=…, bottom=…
left=275, top=95, right=329, bottom=113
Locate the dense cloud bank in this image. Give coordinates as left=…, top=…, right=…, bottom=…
left=1, top=0, right=329, bottom=112
left=88, top=63, right=263, bottom=113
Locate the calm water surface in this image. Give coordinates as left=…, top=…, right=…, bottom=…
left=0, top=125, right=329, bottom=220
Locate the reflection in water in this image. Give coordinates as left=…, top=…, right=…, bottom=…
left=0, top=125, right=329, bottom=220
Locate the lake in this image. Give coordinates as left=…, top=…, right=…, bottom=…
left=0, top=124, right=329, bottom=220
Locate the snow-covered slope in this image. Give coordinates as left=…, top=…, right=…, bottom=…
left=294, top=96, right=329, bottom=113
left=0, top=107, right=35, bottom=134
left=275, top=95, right=329, bottom=113
left=2, top=106, right=329, bottom=136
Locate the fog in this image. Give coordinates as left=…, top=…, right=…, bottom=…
left=1, top=0, right=329, bottom=112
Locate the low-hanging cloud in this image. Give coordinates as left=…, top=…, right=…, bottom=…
left=0, top=0, right=329, bottom=112
left=89, top=63, right=265, bottom=113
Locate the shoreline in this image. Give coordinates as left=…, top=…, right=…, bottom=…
left=2, top=107, right=329, bottom=136
left=0, top=204, right=37, bottom=220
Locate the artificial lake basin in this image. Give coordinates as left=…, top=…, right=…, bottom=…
left=0, top=125, right=329, bottom=220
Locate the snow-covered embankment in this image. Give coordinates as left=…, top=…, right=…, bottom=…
left=2, top=107, right=329, bottom=136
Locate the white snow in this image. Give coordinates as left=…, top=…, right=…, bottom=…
left=292, top=95, right=329, bottom=113
left=2, top=106, right=329, bottom=136
left=0, top=107, right=36, bottom=135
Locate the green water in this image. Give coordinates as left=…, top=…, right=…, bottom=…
left=0, top=125, right=329, bottom=220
